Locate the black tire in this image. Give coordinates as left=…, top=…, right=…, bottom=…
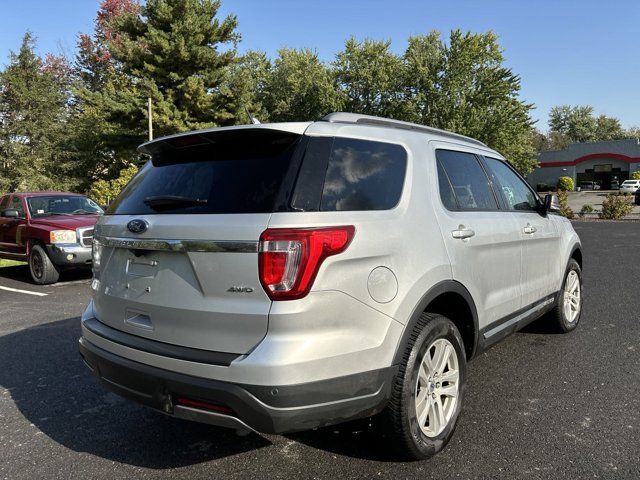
left=548, top=259, right=583, bottom=333
left=383, top=313, right=467, bottom=460
left=29, top=244, right=60, bottom=285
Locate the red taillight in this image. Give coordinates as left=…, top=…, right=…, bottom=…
left=258, top=226, right=355, bottom=300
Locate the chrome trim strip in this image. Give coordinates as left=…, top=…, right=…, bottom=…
left=483, top=297, right=555, bottom=339
left=96, top=236, right=258, bottom=253
left=77, top=226, right=95, bottom=248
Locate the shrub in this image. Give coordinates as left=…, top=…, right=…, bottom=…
left=631, top=171, right=640, bottom=181
left=600, top=193, right=634, bottom=220
left=557, top=190, right=574, bottom=219
left=557, top=176, right=575, bottom=191
left=88, top=166, right=139, bottom=206
left=578, top=204, right=594, bottom=217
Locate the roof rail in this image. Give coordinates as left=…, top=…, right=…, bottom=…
left=321, top=112, right=488, bottom=148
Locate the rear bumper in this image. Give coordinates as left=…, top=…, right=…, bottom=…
left=46, top=244, right=92, bottom=266
left=79, top=333, right=396, bottom=434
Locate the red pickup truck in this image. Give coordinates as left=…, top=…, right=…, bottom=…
left=0, top=192, right=103, bottom=284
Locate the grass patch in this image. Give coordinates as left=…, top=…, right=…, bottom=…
left=0, top=259, right=26, bottom=268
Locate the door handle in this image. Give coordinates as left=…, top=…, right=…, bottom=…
left=523, top=224, right=537, bottom=234
left=452, top=225, right=475, bottom=240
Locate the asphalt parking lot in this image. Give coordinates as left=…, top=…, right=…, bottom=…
left=0, top=222, right=638, bottom=479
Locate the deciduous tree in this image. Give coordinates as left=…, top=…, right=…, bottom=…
left=264, top=48, right=343, bottom=122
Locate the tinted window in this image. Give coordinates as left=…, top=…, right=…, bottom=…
left=436, top=150, right=497, bottom=210
left=484, top=157, right=538, bottom=211
left=320, top=138, right=406, bottom=211
left=109, top=130, right=301, bottom=215
left=436, top=160, right=457, bottom=210
left=10, top=196, right=24, bottom=216
left=0, top=196, right=8, bottom=209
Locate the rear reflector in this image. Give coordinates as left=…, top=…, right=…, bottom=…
left=175, top=397, right=234, bottom=414
left=258, top=226, right=355, bottom=301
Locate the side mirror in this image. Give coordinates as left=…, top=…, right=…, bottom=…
left=1, top=208, right=19, bottom=218
left=543, top=194, right=560, bottom=213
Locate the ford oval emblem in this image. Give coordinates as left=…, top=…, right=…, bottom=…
left=127, top=219, right=149, bottom=234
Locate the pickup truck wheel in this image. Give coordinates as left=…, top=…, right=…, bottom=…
left=29, top=244, right=60, bottom=285
left=549, top=259, right=582, bottom=333
left=383, top=313, right=466, bottom=460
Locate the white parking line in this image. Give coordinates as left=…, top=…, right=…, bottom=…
left=0, top=285, right=48, bottom=296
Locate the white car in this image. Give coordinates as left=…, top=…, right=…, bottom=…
left=620, top=180, right=640, bottom=194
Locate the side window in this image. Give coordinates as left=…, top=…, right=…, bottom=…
left=320, top=138, right=406, bottom=211
left=436, top=160, right=457, bottom=210
left=0, top=196, right=8, bottom=209
left=436, top=150, right=498, bottom=210
left=10, top=196, right=25, bottom=216
left=484, top=157, right=538, bottom=212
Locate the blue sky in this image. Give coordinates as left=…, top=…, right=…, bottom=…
left=1, top=0, right=639, bottom=130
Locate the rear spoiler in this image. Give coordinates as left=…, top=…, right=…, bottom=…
left=137, top=123, right=311, bottom=157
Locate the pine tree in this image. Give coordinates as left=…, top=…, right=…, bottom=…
left=107, top=0, right=240, bottom=136
left=0, top=33, right=72, bottom=191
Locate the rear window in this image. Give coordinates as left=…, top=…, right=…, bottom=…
left=109, top=129, right=302, bottom=215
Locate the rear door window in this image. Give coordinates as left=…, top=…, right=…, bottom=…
left=436, top=150, right=498, bottom=210
left=109, top=129, right=302, bottom=215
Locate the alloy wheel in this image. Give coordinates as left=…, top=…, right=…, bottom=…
left=563, top=270, right=581, bottom=323
left=414, top=338, right=460, bottom=437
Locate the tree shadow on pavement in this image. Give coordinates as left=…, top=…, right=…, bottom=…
left=0, top=317, right=270, bottom=469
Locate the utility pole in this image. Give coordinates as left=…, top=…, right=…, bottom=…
left=147, top=97, right=153, bottom=141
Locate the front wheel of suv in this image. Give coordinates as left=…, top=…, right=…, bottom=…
left=549, top=258, right=583, bottom=333
left=384, top=313, right=466, bottom=460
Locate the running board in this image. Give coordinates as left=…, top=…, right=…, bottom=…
left=480, top=294, right=557, bottom=349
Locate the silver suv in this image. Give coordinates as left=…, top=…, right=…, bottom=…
left=79, top=113, right=583, bottom=460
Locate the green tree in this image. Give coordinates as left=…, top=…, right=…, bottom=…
left=108, top=0, right=240, bottom=138
left=0, top=33, right=73, bottom=192
left=594, top=115, right=625, bottom=140
left=70, top=0, right=146, bottom=187
left=221, top=50, right=271, bottom=123
left=400, top=32, right=445, bottom=123
left=400, top=31, right=537, bottom=174
left=548, top=105, right=627, bottom=144
left=264, top=48, right=342, bottom=122
left=334, top=38, right=404, bottom=117
left=71, top=0, right=240, bottom=186
left=88, top=165, right=138, bottom=205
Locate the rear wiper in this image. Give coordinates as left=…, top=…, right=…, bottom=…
left=143, top=195, right=208, bottom=211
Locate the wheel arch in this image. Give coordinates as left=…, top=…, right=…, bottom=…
left=569, top=243, right=583, bottom=269
left=392, top=280, right=479, bottom=364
